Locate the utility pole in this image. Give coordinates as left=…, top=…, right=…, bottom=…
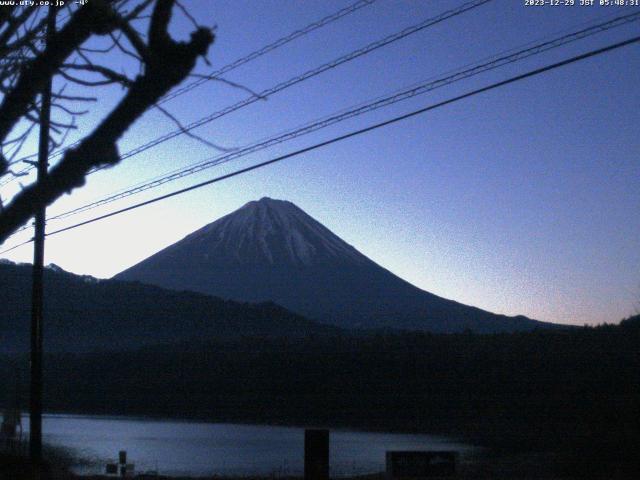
left=30, top=5, right=56, bottom=464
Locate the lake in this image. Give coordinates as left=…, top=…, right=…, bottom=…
left=19, top=413, right=474, bottom=476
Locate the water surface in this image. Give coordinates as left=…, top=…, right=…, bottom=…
left=21, top=414, right=472, bottom=476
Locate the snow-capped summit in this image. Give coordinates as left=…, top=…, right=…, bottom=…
left=178, top=197, right=368, bottom=267
left=116, top=198, right=550, bottom=333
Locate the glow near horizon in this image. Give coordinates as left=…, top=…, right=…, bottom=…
left=1, top=0, right=639, bottom=326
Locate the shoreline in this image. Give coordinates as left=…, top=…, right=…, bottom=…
left=16, top=409, right=475, bottom=446
left=3, top=451, right=610, bottom=480
left=5, top=413, right=481, bottom=479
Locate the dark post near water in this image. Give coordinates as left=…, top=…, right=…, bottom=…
left=304, top=429, right=329, bottom=480
left=29, top=5, right=56, bottom=464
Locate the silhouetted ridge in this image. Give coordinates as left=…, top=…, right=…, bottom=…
left=116, top=198, right=556, bottom=333
left=0, top=261, right=339, bottom=354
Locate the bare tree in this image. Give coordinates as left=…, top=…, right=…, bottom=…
left=0, top=0, right=214, bottom=245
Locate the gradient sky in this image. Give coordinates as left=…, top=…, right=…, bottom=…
left=1, top=0, right=639, bottom=325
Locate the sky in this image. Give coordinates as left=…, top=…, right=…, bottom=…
left=1, top=0, right=639, bottom=326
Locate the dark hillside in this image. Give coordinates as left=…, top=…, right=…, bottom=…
left=2, top=320, right=638, bottom=477
left=0, top=262, right=340, bottom=353
left=116, top=198, right=554, bottom=333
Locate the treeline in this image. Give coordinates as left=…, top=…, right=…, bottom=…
left=2, top=316, right=639, bottom=475
left=0, top=262, right=339, bottom=353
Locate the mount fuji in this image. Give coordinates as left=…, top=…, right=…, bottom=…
left=115, top=197, right=551, bottom=333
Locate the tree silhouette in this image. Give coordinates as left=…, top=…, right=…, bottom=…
left=0, top=0, right=214, bottom=245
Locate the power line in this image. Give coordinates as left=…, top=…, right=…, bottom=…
left=27, top=35, right=638, bottom=242
left=3, top=8, right=638, bottom=245
left=47, top=10, right=640, bottom=222
left=1, top=0, right=378, bottom=181
left=5, top=0, right=491, bottom=184
left=103, top=0, right=491, bottom=166
left=0, top=236, right=34, bottom=255
left=158, top=0, right=377, bottom=105
left=33, top=5, right=640, bottom=207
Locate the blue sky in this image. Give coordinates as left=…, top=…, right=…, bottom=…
left=2, top=0, right=639, bottom=325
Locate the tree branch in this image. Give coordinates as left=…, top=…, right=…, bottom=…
left=0, top=1, right=119, bottom=145
left=0, top=0, right=214, bottom=244
left=62, top=62, right=134, bottom=86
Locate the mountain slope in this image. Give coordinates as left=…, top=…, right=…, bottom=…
left=116, top=198, right=552, bottom=333
left=0, top=261, right=340, bottom=354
